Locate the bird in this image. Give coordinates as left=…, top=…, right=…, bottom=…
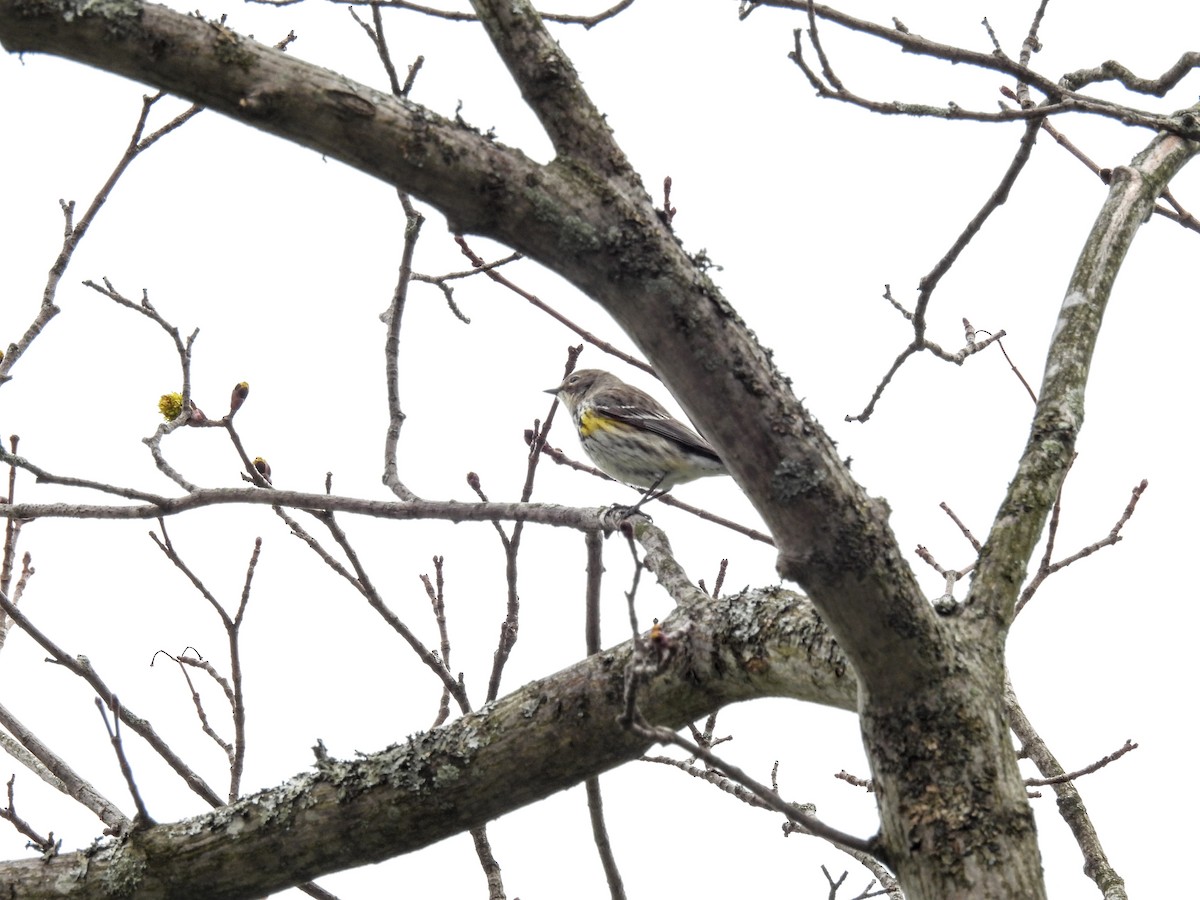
left=545, top=368, right=728, bottom=503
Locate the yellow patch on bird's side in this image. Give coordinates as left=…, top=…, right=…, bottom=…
left=578, top=408, right=624, bottom=438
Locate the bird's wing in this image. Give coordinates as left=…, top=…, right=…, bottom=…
left=593, top=399, right=723, bottom=462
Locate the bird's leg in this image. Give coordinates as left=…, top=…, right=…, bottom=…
left=623, top=473, right=669, bottom=517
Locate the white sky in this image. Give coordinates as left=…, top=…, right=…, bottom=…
left=1, top=0, right=1196, bottom=896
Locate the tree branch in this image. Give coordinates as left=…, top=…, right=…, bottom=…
left=0, top=0, right=931, bottom=698
left=969, top=125, right=1200, bottom=625
left=0, top=586, right=854, bottom=898
left=469, top=0, right=632, bottom=176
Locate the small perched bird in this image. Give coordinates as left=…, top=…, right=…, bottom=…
left=546, top=368, right=727, bottom=499
left=252, top=456, right=272, bottom=485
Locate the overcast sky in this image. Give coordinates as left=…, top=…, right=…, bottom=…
left=1, top=1, right=1196, bottom=896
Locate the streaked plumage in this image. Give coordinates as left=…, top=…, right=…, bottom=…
left=546, top=369, right=727, bottom=490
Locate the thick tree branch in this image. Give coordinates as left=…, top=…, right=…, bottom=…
left=469, top=0, right=632, bottom=178
left=0, top=586, right=854, bottom=899
left=0, top=0, right=932, bottom=705
left=0, top=0, right=557, bottom=240
left=968, top=125, right=1200, bottom=626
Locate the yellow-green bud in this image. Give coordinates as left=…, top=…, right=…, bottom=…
left=158, top=393, right=184, bottom=421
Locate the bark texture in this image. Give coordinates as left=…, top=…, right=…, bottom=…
left=1, top=586, right=852, bottom=898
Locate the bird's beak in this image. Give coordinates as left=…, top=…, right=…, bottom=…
left=544, top=386, right=561, bottom=396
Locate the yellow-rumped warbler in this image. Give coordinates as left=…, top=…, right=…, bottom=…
left=546, top=369, right=728, bottom=496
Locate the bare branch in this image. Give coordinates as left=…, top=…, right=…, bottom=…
left=643, top=752, right=776, bottom=810
left=1061, top=52, right=1200, bottom=94
left=1025, top=740, right=1138, bottom=788
left=585, top=777, right=627, bottom=899
left=277, top=0, right=638, bottom=29
left=161, top=652, right=235, bottom=762
left=456, top=236, right=653, bottom=375
left=532, top=438, right=775, bottom=545
left=0, top=591, right=225, bottom=807
left=469, top=826, right=506, bottom=900
left=382, top=199, right=424, bottom=502
left=1005, top=680, right=1128, bottom=899
left=1, top=776, right=60, bottom=857
left=0, top=93, right=201, bottom=385
left=940, top=502, right=983, bottom=554
left=421, top=557, right=456, bottom=729
left=0, top=477, right=620, bottom=531
left=761, top=0, right=1200, bottom=133
left=625, top=713, right=879, bottom=858
left=0, top=586, right=856, bottom=896
left=0, top=701, right=129, bottom=834
left=968, top=122, right=1198, bottom=625
left=95, top=697, right=153, bottom=827
left=848, top=119, right=1040, bottom=422
left=1015, top=479, right=1148, bottom=616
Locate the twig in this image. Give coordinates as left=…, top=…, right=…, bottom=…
left=382, top=196, right=424, bottom=502
left=150, top=527, right=258, bottom=799
left=643, top=752, right=774, bottom=809
left=95, top=697, right=153, bottom=827
left=584, top=529, right=604, bottom=656
left=1, top=435, right=24, bottom=608
left=348, top=3, right=402, bottom=95
left=848, top=119, right=1040, bottom=422
left=306, top=0, right=637, bottom=28
left=0, top=470, right=694, bottom=543
left=409, top=245, right=530, bottom=323
left=532, top=439, right=774, bottom=544
left=939, top=501, right=983, bottom=553
left=221, top=416, right=273, bottom=491
left=469, top=826, right=506, bottom=900
left=769, top=0, right=1198, bottom=133
left=1, top=776, right=60, bottom=857
left=835, top=770, right=873, bottom=791
left=699, top=558, right=729, bottom=598
left=480, top=348, right=586, bottom=702
left=625, top=712, right=879, bottom=858
left=1005, top=679, right=1128, bottom=898
left=688, top=714, right=731, bottom=756
left=0, top=701, right=129, bottom=834
left=580, top=524, right=625, bottom=897
left=455, top=235, right=653, bottom=375
left=83, top=279, right=203, bottom=491
left=585, top=777, right=626, bottom=899
left=1036, top=116, right=1200, bottom=233
left=353, top=8, right=427, bottom=503
left=421, top=558, right=456, bottom=728
left=0, top=444, right=178, bottom=504
left=988, top=331, right=1038, bottom=403
left=0, top=590, right=224, bottom=807
left=465, top=472, right=521, bottom=704
left=1015, top=478, right=1147, bottom=616
left=157, top=651, right=234, bottom=759
left=1, top=93, right=201, bottom=385
left=286, top=507, right=470, bottom=711
left=1026, top=740, right=1138, bottom=787
left=820, top=865, right=891, bottom=900
left=401, top=55, right=424, bottom=97
left=1061, top=51, right=1200, bottom=94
